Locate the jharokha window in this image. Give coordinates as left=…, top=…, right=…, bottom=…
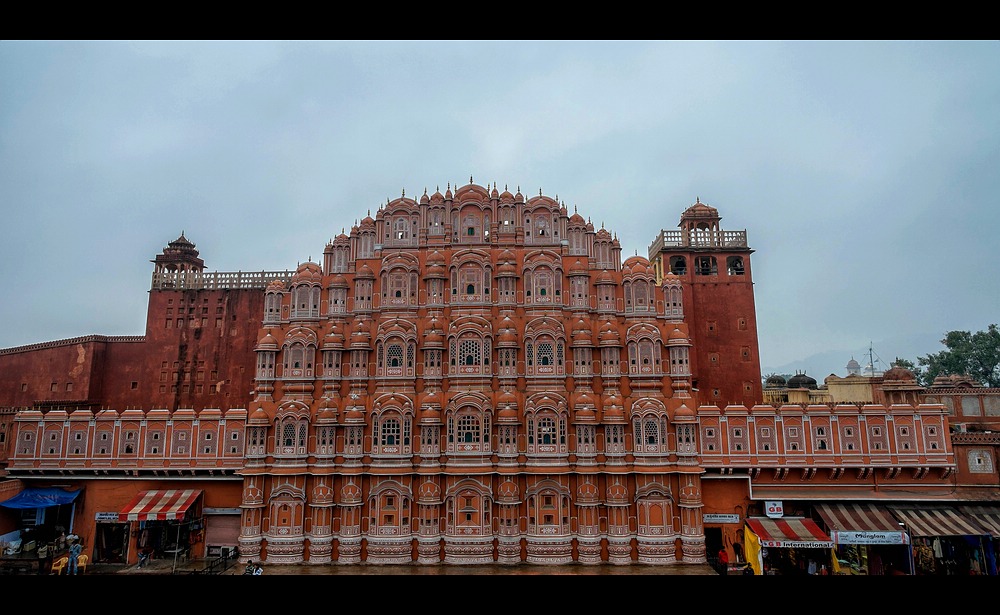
left=449, top=332, right=491, bottom=376
left=447, top=408, right=490, bottom=454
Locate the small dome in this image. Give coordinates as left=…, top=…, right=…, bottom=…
left=249, top=405, right=270, bottom=424
left=786, top=372, right=818, bottom=389
left=256, top=332, right=279, bottom=350
left=673, top=402, right=695, bottom=420
left=846, top=358, right=861, bottom=370
left=883, top=365, right=917, bottom=383
left=292, top=261, right=323, bottom=284
left=765, top=373, right=787, bottom=388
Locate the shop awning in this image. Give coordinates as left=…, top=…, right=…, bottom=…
left=889, top=506, right=989, bottom=537
left=0, top=487, right=81, bottom=509
left=118, top=489, right=202, bottom=522
left=959, top=506, right=1000, bottom=539
left=746, top=517, right=834, bottom=548
left=814, top=502, right=909, bottom=545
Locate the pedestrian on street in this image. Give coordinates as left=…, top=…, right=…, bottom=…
left=718, top=547, right=730, bottom=575
left=67, top=535, right=82, bottom=575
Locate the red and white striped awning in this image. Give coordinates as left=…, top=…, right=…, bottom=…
left=814, top=502, right=909, bottom=545
left=746, top=517, right=834, bottom=548
left=959, top=506, right=1000, bottom=539
left=118, top=489, right=202, bottom=522
left=890, top=506, right=988, bottom=537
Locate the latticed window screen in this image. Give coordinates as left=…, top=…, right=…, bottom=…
left=538, top=342, right=553, bottom=366
left=457, top=414, right=481, bottom=443
left=381, top=418, right=400, bottom=445
left=460, top=339, right=481, bottom=366
left=387, top=344, right=403, bottom=367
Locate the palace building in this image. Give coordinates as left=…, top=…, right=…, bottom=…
left=1, top=179, right=994, bottom=574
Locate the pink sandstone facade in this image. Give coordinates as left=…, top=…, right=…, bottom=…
left=0, top=180, right=996, bottom=574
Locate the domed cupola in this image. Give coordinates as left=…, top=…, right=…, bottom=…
left=846, top=357, right=861, bottom=375
left=256, top=332, right=279, bottom=351
left=292, top=260, right=323, bottom=285
left=598, top=320, right=621, bottom=346
left=786, top=371, right=818, bottom=390
left=497, top=316, right=519, bottom=347
left=323, top=324, right=345, bottom=349
left=496, top=390, right=519, bottom=422
left=423, top=317, right=445, bottom=347
left=764, top=373, right=787, bottom=388
left=349, top=320, right=372, bottom=348
left=424, top=250, right=447, bottom=279
left=883, top=364, right=917, bottom=383
left=572, top=318, right=594, bottom=346
left=152, top=231, right=206, bottom=274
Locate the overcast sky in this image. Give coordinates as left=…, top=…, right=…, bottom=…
left=2, top=40, right=997, bottom=379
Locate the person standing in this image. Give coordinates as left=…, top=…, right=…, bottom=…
left=718, top=547, right=730, bottom=575
left=67, top=535, right=82, bottom=575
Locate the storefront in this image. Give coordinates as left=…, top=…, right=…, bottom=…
left=959, top=506, right=999, bottom=575
left=0, top=487, right=81, bottom=574
left=0, top=487, right=80, bottom=547
left=814, top=502, right=911, bottom=575
left=891, top=505, right=992, bottom=575
left=744, top=516, right=834, bottom=575
left=118, top=489, right=204, bottom=568
left=93, top=511, right=128, bottom=564
left=203, top=507, right=241, bottom=558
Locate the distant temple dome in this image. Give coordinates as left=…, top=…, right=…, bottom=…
left=846, top=357, right=861, bottom=375
left=764, top=374, right=787, bottom=388
left=786, top=372, right=817, bottom=389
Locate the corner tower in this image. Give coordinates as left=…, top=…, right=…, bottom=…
left=647, top=199, right=762, bottom=406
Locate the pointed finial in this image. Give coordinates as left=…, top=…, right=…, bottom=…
left=401, top=188, right=405, bottom=197
left=470, top=175, right=474, bottom=184
left=696, top=196, right=700, bottom=203
left=574, top=205, right=578, bottom=213
left=539, top=188, right=543, bottom=196
left=436, top=185, right=440, bottom=192
left=424, top=187, right=428, bottom=195
left=505, top=184, right=508, bottom=191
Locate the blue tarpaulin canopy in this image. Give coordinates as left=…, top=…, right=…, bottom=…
left=0, top=488, right=81, bottom=509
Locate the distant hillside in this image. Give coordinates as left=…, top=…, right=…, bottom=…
left=761, top=331, right=943, bottom=382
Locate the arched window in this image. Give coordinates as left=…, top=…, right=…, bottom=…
left=447, top=408, right=490, bottom=453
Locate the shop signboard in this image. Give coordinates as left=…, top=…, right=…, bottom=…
left=832, top=530, right=909, bottom=545
left=703, top=514, right=741, bottom=524
left=765, top=501, right=784, bottom=518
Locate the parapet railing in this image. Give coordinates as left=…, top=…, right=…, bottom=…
left=647, top=229, right=748, bottom=257
left=151, top=270, right=295, bottom=291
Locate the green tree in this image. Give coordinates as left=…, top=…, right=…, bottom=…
left=915, top=324, right=1000, bottom=387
